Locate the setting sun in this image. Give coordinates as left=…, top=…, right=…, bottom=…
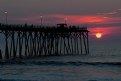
left=96, top=33, right=102, bottom=38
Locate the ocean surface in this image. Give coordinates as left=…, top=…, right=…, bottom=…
left=0, top=28, right=121, bottom=81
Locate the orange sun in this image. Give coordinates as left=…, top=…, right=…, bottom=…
left=96, top=33, right=102, bottom=38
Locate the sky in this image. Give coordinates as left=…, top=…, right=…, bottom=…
left=0, top=0, right=121, bottom=40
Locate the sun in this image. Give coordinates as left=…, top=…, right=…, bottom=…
left=96, top=33, right=102, bottom=38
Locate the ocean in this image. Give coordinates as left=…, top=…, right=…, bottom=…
left=0, top=41, right=121, bottom=81
left=0, top=27, right=121, bottom=81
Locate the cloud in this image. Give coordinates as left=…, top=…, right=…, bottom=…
left=17, top=14, right=111, bottom=25
left=107, top=11, right=118, bottom=15
left=118, top=9, right=121, bottom=11
left=97, top=8, right=121, bottom=17
left=97, top=11, right=118, bottom=16
left=16, top=9, right=121, bottom=27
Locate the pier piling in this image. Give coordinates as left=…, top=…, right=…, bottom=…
left=0, top=23, right=89, bottom=60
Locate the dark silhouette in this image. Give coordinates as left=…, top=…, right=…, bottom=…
left=0, top=49, right=2, bottom=59
left=0, top=23, right=89, bottom=60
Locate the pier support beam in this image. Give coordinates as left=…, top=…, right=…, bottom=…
left=0, top=49, right=2, bottom=59
left=0, top=24, right=89, bottom=60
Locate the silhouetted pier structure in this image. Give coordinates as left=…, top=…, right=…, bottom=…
left=0, top=23, right=89, bottom=60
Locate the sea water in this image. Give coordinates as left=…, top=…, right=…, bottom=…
left=0, top=30, right=121, bottom=81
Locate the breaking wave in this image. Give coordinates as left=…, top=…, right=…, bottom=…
left=1, top=60, right=121, bottom=66
left=0, top=79, right=36, bottom=81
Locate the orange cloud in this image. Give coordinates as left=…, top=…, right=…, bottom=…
left=17, top=14, right=110, bottom=25
left=89, top=26, right=121, bottom=37
left=49, top=14, right=110, bottom=23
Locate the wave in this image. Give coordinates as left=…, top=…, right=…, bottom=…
left=0, top=79, right=36, bottom=81
left=1, top=60, right=121, bottom=66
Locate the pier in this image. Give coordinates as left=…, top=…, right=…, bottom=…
left=0, top=23, right=89, bottom=60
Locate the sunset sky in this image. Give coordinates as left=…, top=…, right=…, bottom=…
left=0, top=0, right=121, bottom=40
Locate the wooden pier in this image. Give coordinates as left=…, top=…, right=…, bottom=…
left=0, top=23, right=89, bottom=60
